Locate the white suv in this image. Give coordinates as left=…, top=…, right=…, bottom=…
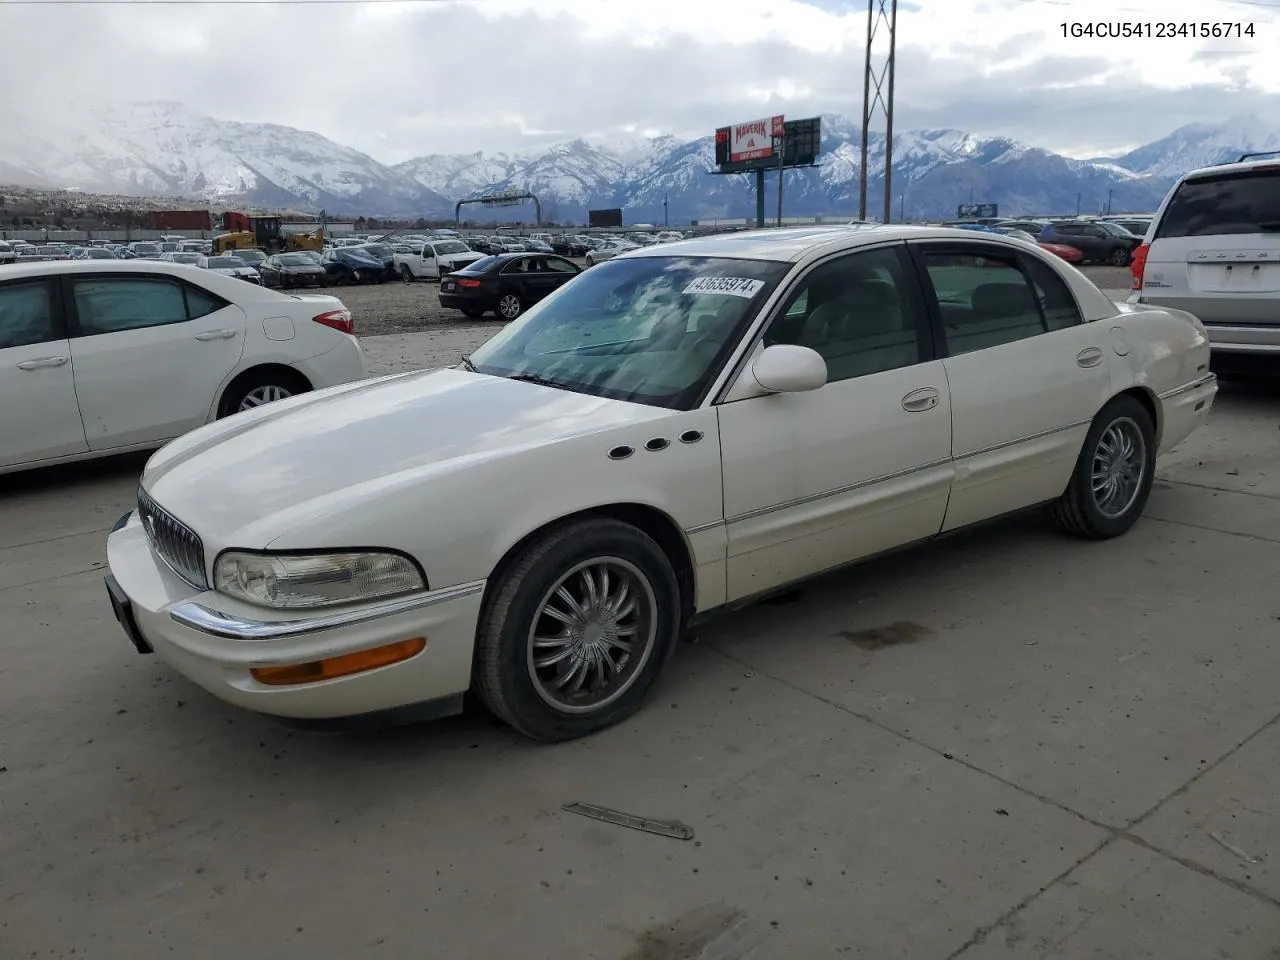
left=1130, top=155, right=1280, bottom=364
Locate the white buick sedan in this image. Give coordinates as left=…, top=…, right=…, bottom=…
left=1, top=260, right=365, bottom=474
left=105, top=226, right=1216, bottom=741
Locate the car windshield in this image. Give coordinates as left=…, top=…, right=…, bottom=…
left=133, top=244, right=160, bottom=254
left=235, top=250, right=265, bottom=263
left=432, top=241, right=469, bottom=255
left=277, top=254, right=313, bottom=265
left=170, top=253, right=201, bottom=263
left=208, top=257, right=244, bottom=268
left=468, top=255, right=790, bottom=410
left=85, top=249, right=114, bottom=258
left=362, top=244, right=392, bottom=258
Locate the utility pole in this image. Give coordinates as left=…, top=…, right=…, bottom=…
left=1106, top=188, right=1113, bottom=215
left=1076, top=192, right=1081, bottom=216
left=776, top=134, right=786, bottom=227
left=858, top=0, right=898, bottom=222
left=663, top=193, right=668, bottom=227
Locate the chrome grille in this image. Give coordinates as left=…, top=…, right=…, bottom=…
left=137, top=488, right=208, bottom=589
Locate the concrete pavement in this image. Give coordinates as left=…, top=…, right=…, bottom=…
left=1, top=364, right=1277, bottom=959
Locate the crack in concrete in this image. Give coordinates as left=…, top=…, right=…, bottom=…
left=704, top=644, right=1280, bottom=958
left=0, top=524, right=114, bottom=552
left=1158, top=477, right=1280, bottom=502
left=1146, top=515, right=1280, bottom=545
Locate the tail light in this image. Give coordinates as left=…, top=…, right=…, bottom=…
left=1131, top=242, right=1150, bottom=291
left=313, top=309, right=354, bottom=335
left=457, top=278, right=481, bottom=289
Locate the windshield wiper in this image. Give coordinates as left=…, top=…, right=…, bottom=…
left=506, top=372, right=567, bottom=390
left=458, top=354, right=478, bottom=372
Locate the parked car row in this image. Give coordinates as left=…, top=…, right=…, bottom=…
left=0, top=237, right=215, bottom=265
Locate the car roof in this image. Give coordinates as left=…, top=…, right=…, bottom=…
left=1179, top=156, right=1280, bottom=183
left=0, top=259, right=236, bottom=280
left=623, top=224, right=1056, bottom=263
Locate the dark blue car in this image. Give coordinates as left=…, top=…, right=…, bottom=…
left=320, top=246, right=387, bottom=284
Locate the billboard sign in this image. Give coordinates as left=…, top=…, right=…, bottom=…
left=728, top=115, right=785, bottom=163
left=957, top=202, right=999, bottom=219
left=588, top=208, right=623, bottom=228
left=715, top=117, right=820, bottom=173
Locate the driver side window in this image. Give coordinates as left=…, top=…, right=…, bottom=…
left=764, top=246, right=926, bottom=383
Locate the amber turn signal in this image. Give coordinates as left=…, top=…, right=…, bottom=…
left=250, top=637, right=426, bottom=686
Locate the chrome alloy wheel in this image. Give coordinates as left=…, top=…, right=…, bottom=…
left=498, top=294, right=522, bottom=320
left=238, top=384, right=293, bottom=411
left=526, top=557, right=658, bottom=713
left=1091, top=416, right=1146, bottom=519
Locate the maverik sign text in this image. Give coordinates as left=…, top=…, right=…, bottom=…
left=729, top=115, right=785, bottom=163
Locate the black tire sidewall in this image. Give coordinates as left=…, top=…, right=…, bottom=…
left=217, top=371, right=306, bottom=419
left=1069, top=395, right=1156, bottom=537
left=481, top=521, right=681, bottom=741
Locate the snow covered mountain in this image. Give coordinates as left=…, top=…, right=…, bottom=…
left=0, top=101, right=451, bottom=217
left=395, top=112, right=1234, bottom=223
left=1113, top=115, right=1280, bottom=179
left=5, top=104, right=1278, bottom=222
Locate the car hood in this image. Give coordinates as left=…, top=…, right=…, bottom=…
left=141, top=368, right=670, bottom=547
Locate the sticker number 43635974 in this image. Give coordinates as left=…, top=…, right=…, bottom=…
left=682, top=277, right=766, bottom=298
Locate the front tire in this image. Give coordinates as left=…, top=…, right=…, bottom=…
left=473, top=518, right=682, bottom=741
left=1051, top=394, right=1155, bottom=539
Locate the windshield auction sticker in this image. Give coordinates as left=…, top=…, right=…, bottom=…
left=682, top=277, right=766, bottom=298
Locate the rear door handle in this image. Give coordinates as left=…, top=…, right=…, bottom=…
left=195, top=329, right=237, bottom=341
left=16, top=356, right=68, bottom=370
left=902, top=387, right=941, bottom=412
left=1077, top=347, right=1104, bottom=368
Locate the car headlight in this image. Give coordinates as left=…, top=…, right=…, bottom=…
left=213, top=550, right=426, bottom=610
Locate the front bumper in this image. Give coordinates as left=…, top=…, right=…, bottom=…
left=105, top=515, right=485, bottom=719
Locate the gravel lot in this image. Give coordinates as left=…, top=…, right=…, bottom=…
left=350, top=264, right=1134, bottom=376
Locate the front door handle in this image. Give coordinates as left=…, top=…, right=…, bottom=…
left=16, top=356, right=68, bottom=370
left=195, top=329, right=237, bottom=341
left=1077, top=347, right=1104, bottom=368
left=902, top=387, right=941, bottom=412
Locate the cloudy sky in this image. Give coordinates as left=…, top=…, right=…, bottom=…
left=0, top=0, right=1277, bottom=161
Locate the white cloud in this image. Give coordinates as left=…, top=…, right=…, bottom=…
left=0, top=0, right=1277, bottom=162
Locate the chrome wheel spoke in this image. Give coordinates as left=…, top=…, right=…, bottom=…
left=1089, top=417, right=1147, bottom=519
left=526, top=557, right=659, bottom=714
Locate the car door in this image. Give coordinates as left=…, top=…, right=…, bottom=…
left=540, top=256, right=581, bottom=297
left=716, top=244, right=954, bottom=603
left=65, top=273, right=248, bottom=450
left=499, top=256, right=535, bottom=300
left=0, top=276, right=89, bottom=468
left=907, top=241, right=1112, bottom=531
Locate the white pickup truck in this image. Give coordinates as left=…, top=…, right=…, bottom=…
left=393, top=239, right=487, bottom=281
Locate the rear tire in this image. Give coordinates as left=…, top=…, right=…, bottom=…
left=472, top=518, right=682, bottom=741
left=1108, top=246, right=1131, bottom=266
left=498, top=292, right=523, bottom=320
left=217, top=368, right=310, bottom=419
left=1050, top=394, right=1155, bottom=539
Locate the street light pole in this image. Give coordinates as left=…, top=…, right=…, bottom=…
left=663, top=193, right=668, bottom=228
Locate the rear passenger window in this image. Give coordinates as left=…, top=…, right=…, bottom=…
left=921, top=250, right=1046, bottom=355
left=183, top=285, right=229, bottom=320
left=1021, top=256, right=1083, bottom=331
left=1155, top=171, right=1280, bottom=238
left=0, top=281, right=57, bottom=349
left=73, top=278, right=189, bottom=336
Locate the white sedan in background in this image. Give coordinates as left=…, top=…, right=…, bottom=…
left=1, top=259, right=365, bottom=474
left=584, top=239, right=639, bottom=266
left=105, top=226, right=1215, bottom=741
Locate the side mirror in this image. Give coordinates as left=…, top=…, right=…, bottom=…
left=750, top=344, right=827, bottom=394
